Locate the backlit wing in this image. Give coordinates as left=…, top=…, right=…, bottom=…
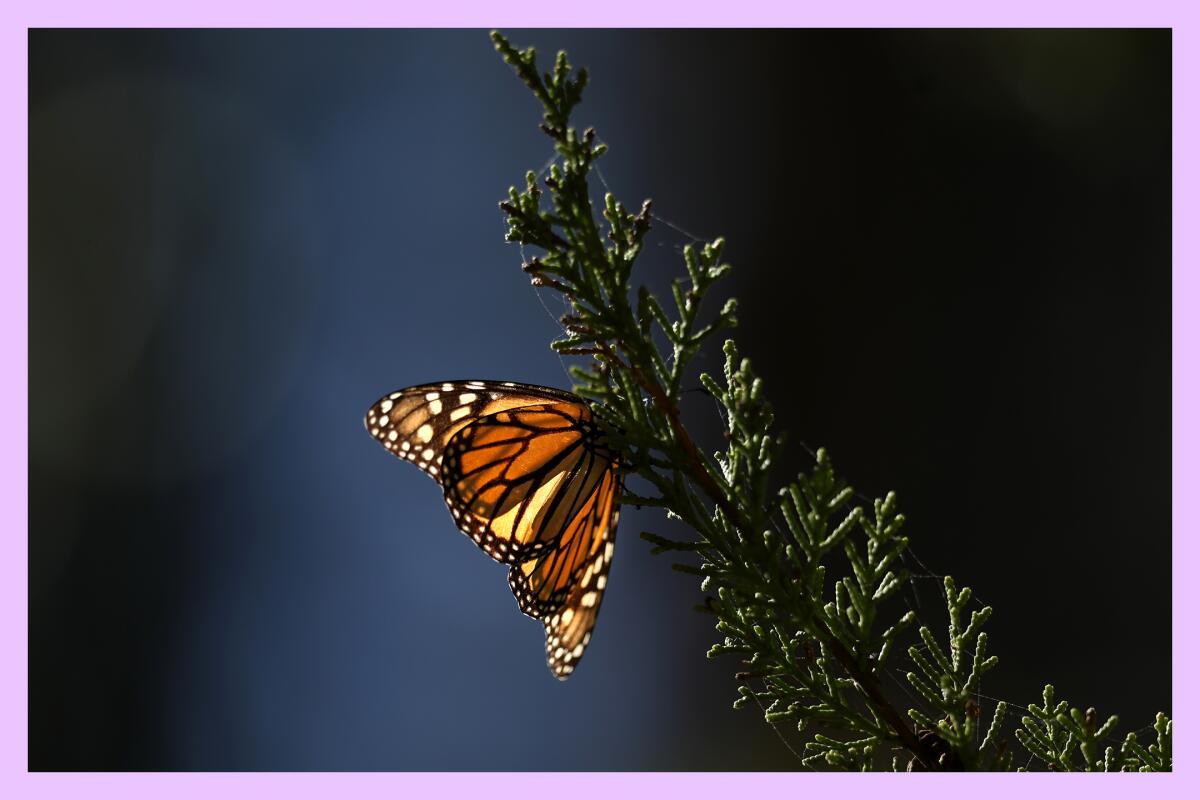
left=439, top=402, right=610, bottom=564
left=508, top=465, right=620, bottom=679
left=365, top=380, right=578, bottom=481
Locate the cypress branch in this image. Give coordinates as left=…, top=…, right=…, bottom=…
left=489, top=31, right=1170, bottom=771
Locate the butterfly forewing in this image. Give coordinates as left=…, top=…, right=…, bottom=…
left=441, top=403, right=608, bottom=564
left=364, top=380, right=621, bottom=679
left=365, top=380, right=578, bottom=480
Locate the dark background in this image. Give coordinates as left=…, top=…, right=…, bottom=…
left=29, top=29, right=1170, bottom=770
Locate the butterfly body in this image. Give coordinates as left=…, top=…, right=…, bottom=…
left=365, top=380, right=619, bottom=679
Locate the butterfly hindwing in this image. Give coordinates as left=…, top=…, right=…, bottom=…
left=508, top=465, right=620, bottom=679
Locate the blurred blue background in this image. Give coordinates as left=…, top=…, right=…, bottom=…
left=30, top=30, right=1169, bottom=770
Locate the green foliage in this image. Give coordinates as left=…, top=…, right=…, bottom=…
left=1012, top=687, right=1171, bottom=772
left=490, top=31, right=1170, bottom=772
left=902, top=576, right=1006, bottom=770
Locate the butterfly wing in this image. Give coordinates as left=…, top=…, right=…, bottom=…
left=439, top=401, right=613, bottom=564
left=508, top=464, right=620, bottom=679
left=365, top=380, right=578, bottom=481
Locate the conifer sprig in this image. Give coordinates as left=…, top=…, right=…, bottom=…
left=490, top=31, right=1170, bottom=772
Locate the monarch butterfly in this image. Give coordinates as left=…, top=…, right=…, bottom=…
left=364, top=380, right=620, bottom=679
